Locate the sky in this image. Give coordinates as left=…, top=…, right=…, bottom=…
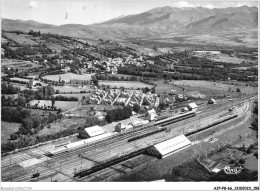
left=1, top=0, right=258, bottom=25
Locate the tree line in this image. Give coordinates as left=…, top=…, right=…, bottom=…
left=106, top=106, right=132, bottom=123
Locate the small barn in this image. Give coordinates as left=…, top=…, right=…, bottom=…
left=187, top=102, right=198, bottom=111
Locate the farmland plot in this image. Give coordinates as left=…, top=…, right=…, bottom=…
left=4, top=33, right=38, bottom=45
left=99, top=81, right=154, bottom=89
left=42, top=73, right=93, bottom=82
left=29, top=100, right=79, bottom=111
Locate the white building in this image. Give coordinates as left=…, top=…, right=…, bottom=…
left=145, top=109, right=157, bottom=121
left=80, top=125, right=104, bottom=138
left=147, top=134, right=191, bottom=159
left=187, top=102, right=198, bottom=111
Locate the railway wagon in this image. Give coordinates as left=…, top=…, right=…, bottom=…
left=154, top=111, right=196, bottom=126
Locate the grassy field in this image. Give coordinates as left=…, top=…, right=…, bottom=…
left=154, top=80, right=232, bottom=98
left=38, top=118, right=85, bottom=136
left=45, top=43, right=68, bottom=53
left=42, top=73, right=93, bottom=82
left=173, top=80, right=257, bottom=95
left=208, top=53, right=257, bottom=64
left=29, top=100, right=79, bottom=111
left=1, top=59, right=41, bottom=70
left=4, top=33, right=38, bottom=45
left=1, top=121, right=21, bottom=143
left=99, top=81, right=153, bottom=89
left=54, top=85, right=91, bottom=93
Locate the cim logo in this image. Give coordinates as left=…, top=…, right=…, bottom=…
left=224, top=165, right=243, bottom=175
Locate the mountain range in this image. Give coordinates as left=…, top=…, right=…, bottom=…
left=2, top=6, right=258, bottom=40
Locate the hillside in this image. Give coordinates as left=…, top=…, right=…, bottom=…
left=2, top=6, right=258, bottom=40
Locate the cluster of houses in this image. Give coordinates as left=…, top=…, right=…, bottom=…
left=53, top=54, right=155, bottom=75
left=88, top=88, right=160, bottom=108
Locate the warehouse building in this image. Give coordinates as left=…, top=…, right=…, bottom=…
left=147, top=134, right=191, bottom=159
left=79, top=125, right=105, bottom=138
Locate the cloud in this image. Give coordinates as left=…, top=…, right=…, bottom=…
left=203, top=4, right=214, bottom=9
left=28, top=1, right=38, bottom=8
left=173, top=1, right=195, bottom=8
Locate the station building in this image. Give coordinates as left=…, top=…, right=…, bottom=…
left=79, top=125, right=104, bottom=138
left=147, top=134, right=191, bottom=159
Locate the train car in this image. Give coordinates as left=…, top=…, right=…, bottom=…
left=229, top=106, right=236, bottom=112
left=45, top=146, right=68, bottom=156
left=155, top=111, right=196, bottom=126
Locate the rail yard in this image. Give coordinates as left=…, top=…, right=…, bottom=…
left=1, top=94, right=256, bottom=182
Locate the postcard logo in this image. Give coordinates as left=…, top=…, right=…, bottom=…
left=224, top=165, right=243, bottom=175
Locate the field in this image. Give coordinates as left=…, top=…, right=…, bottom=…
left=1, top=121, right=21, bottom=143
left=208, top=53, right=257, bottom=64
left=29, top=100, right=79, bottom=111
left=42, top=73, right=93, bottom=82
left=54, top=85, right=91, bottom=93
left=173, top=80, right=257, bottom=95
left=154, top=80, right=232, bottom=98
left=4, top=33, right=38, bottom=45
left=45, top=43, right=68, bottom=53
left=1, top=59, right=41, bottom=70
left=99, top=81, right=153, bottom=89
left=38, top=118, right=85, bottom=136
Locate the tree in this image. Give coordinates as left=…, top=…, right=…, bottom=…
left=238, top=158, right=245, bottom=164
left=236, top=88, right=241, bottom=93
left=18, top=96, right=26, bottom=106
left=151, top=87, right=156, bottom=94
left=51, top=96, right=55, bottom=108
left=31, top=114, right=42, bottom=128
left=10, top=133, right=18, bottom=140
left=22, top=118, right=34, bottom=129
left=133, top=103, right=141, bottom=113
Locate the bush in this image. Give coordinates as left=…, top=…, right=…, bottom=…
left=238, top=158, right=245, bottom=164
left=229, top=159, right=235, bottom=164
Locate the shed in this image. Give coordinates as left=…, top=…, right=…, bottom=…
left=187, top=102, right=198, bottom=111
left=147, top=134, right=191, bottom=159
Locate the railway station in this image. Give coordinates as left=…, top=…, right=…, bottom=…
left=147, top=134, right=191, bottom=159
left=79, top=125, right=105, bottom=138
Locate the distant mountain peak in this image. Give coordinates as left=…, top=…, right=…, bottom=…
left=2, top=5, right=258, bottom=39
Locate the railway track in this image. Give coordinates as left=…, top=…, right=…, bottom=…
left=2, top=94, right=256, bottom=182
